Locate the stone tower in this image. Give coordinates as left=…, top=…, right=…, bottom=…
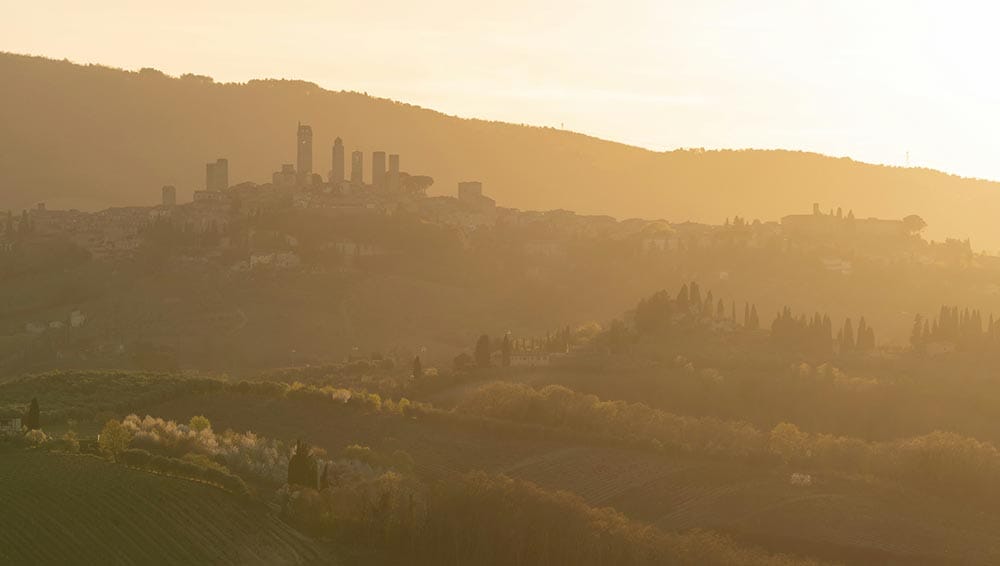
left=205, top=158, right=228, bottom=191
left=331, top=137, right=345, bottom=183
left=161, top=185, right=176, bottom=207
left=350, top=150, right=364, bottom=185
left=387, top=154, right=400, bottom=191
left=372, top=151, right=386, bottom=189
left=297, top=123, right=313, bottom=181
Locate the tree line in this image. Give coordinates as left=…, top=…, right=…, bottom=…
left=631, top=282, right=875, bottom=358
left=911, top=305, right=1000, bottom=353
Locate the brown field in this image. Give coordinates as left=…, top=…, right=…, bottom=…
left=148, top=390, right=1000, bottom=565
left=0, top=451, right=327, bottom=565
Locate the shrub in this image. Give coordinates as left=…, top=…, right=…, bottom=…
left=189, top=415, right=211, bottom=433
left=120, top=448, right=249, bottom=496
left=61, top=430, right=80, bottom=453
left=118, top=414, right=290, bottom=483
left=99, top=420, right=133, bottom=461
left=23, top=429, right=49, bottom=445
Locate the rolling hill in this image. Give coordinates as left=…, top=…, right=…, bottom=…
left=0, top=451, right=326, bottom=565
left=145, top=388, right=1000, bottom=565
left=2, top=52, right=1000, bottom=249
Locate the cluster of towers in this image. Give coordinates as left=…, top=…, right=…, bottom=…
left=160, top=123, right=406, bottom=207
left=298, top=123, right=400, bottom=190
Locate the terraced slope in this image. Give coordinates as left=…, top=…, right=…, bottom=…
left=0, top=451, right=327, bottom=565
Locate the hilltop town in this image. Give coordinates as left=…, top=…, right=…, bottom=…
left=0, top=122, right=992, bottom=375
left=2, top=122, right=975, bottom=269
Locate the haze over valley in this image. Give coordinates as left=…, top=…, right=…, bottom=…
left=5, top=6, right=1000, bottom=565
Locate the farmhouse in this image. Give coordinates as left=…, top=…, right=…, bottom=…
left=510, top=352, right=554, bottom=367
left=0, top=416, right=22, bottom=435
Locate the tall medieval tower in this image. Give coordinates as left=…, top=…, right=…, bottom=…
left=297, top=123, right=313, bottom=182
left=331, top=137, right=345, bottom=183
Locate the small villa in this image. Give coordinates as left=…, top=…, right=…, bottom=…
left=0, top=416, right=22, bottom=435
left=510, top=352, right=555, bottom=367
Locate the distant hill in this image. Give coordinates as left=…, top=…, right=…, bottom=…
left=2, top=51, right=1000, bottom=248
left=0, top=451, right=325, bottom=564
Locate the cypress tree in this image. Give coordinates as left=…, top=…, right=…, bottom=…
left=288, top=440, right=319, bottom=489
left=856, top=317, right=869, bottom=350
left=501, top=333, right=513, bottom=366
left=842, top=319, right=855, bottom=352
left=25, top=398, right=39, bottom=431
left=910, top=314, right=924, bottom=348
left=475, top=334, right=492, bottom=368
left=676, top=284, right=690, bottom=307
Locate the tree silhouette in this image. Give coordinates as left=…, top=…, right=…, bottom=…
left=288, top=439, right=319, bottom=489
left=903, top=214, right=927, bottom=234
left=25, top=397, right=39, bottom=430
left=475, top=334, right=491, bottom=368
left=748, top=305, right=760, bottom=330
left=841, top=318, right=855, bottom=352
left=99, top=419, right=132, bottom=462
left=412, top=356, right=423, bottom=379
left=676, top=284, right=689, bottom=308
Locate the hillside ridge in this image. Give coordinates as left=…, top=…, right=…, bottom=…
left=2, top=51, right=999, bottom=248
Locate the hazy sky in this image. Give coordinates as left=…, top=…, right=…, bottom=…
left=5, top=1, right=1000, bottom=180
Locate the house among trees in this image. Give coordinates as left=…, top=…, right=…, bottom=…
left=509, top=352, right=556, bottom=367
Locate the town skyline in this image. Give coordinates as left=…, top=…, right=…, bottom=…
left=6, top=5, right=1000, bottom=564
left=5, top=1, right=1000, bottom=184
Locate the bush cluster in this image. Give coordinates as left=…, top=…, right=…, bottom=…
left=457, top=382, right=764, bottom=457
left=119, top=414, right=290, bottom=483
left=120, top=448, right=249, bottom=495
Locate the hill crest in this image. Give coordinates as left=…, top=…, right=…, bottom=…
left=2, top=51, right=999, bottom=248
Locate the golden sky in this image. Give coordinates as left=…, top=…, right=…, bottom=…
left=4, top=0, right=998, bottom=180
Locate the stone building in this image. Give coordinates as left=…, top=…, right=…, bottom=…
left=0, top=416, right=21, bottom=435
left=273, top=164, right=297, bottom=188
left=297, top=123, right=313, bottom=182
left=205, top=158, right=229, bottom=191
left=388, top=154, right=400, bottom=191
left=331, top=137, right=345, bottom=183
left=351, top=151, right=364, bottom=185
left=372, top=151, right=386, bottom=189
left=458, top=181, right=483, bottom=201
left=161, top=185, right=176, bottom=207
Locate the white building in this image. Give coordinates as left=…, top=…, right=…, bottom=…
left=510, top=352, right=554, bottom=367
left=0, top=417, right=22, bottom=435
